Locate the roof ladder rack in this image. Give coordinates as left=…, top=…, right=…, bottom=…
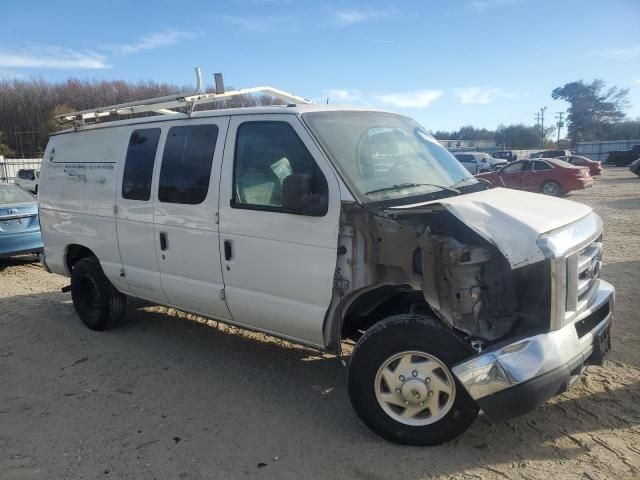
left=56, top=68, right=313, bottom=127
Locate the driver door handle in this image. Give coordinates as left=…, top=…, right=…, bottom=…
left=159, top=232, right=168, bottom=251
left=224, top=240, right=232, bottom=261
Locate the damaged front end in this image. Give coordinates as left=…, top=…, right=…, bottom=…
left=330, top=199, right=552, bottom=349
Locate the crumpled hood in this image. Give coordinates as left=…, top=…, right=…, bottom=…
left=390, top=187, right=593, bottom=268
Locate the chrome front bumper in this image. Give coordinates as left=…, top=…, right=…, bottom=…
left=452, top=279, right=614, bottom=402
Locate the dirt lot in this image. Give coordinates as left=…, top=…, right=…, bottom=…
left=1, top=168, right=639, bottom=480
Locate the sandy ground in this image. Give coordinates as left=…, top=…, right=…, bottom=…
left=1, top=168, right=639, bottom=480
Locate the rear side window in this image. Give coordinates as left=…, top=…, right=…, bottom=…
left=502, top=161, right=524, bottom=173
left=0, top=184, right=34, bottom=204
left=159, top=125, right=218, bottom=205
left=533, top=161, right=552, bottom=171
left=122, top=128, right=161, bottom=201
left=232, top=121, right=328, bottom=212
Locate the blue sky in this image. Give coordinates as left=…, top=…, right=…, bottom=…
left=1, top=0, right=639, bottom=133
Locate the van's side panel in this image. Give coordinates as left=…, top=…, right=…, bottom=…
left=115, top=127, right=168, bottom=303
left=39, top=128, right=127, bottom=291
left=152, top=117, right=231, bottom=321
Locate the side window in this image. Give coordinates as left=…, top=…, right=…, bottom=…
left=232, top=122, right=328, bottom=215
left=122, top=128, right=161, bottom=201
left=533, top=161, right=552, bottom=171
left=159, top=124, right=218, bottom=205
left=502, top=161, right=523, bottom=173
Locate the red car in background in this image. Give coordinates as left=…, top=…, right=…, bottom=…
left=476, top=158, right=593, bottom=196
left=557, top=155, right=603, bottom=176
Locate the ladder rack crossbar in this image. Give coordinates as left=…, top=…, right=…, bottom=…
left=56, top=86, right=313, bottom=126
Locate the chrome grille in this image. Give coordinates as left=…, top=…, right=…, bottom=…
left=565, top=237, right=602, bottom=320
left=538, top=213, right=604, bottom=330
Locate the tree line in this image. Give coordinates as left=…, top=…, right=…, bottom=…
left=0, top=78, right=283, bottom=157
left=433, top=79, right=637, bottom=149
left=0, top=77, right=637, bottom=157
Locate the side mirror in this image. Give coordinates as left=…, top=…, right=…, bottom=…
left=282, top=174, right=327, bottom=216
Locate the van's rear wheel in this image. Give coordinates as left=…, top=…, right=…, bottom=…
left=71, top=257, right=126, bottom=330
left=348, top=315, right=478, bottom=446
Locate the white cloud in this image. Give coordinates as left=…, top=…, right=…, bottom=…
left=0, top=48, right=109, bottom=69
left=596, top=45, right=640, bottom=61
left=470, top=0, right=523, bottom=13
left=322, top=88, right=364, bottom=104
left=113, top=29, right=198, bottom=54
left=0, top=69, right=26, bottom=80
left=375, top=90, right=443, bottom=108
left=636, top=78, right=640, bottom=85
left=454, top=86, right=512, bottom=104
left=321, top=88, right=442, bottom=108
left=218, top=15, right=296, bottom=33
left=333, top=8, right=398, bottom=26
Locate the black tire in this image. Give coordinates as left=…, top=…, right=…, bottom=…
left=348, top=315, right=479, bottom=446
left=541, top=180, right=561, bottom=196
left=70, top=256, right=126, bottom=331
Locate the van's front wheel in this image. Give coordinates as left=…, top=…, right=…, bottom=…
left=348, top=315, right=478, bottom=445
left=71, top=257, right=126, bottom=330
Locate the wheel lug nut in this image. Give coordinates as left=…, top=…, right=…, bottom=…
left=412, top=370, right=418, bottom=377
left=399, top=375, right=405, bottom=382
left=425, top=377, right=431, bottom=383
left=404, top=401, right=409, bottom=405
left=420, top=402, right=424, bottom=406
left=395, top=388, right=401, bottom=394
left=428, top=391, right=433, bottom=397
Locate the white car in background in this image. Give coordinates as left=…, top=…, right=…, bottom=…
left=454, top=152, right=506, bottom=174
left=14, top=169, right=40, bottom=195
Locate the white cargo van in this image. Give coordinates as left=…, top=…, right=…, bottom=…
left=38, top=82, right=614, bottom=446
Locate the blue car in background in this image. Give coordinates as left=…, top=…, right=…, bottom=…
left=0, top=183, right=43, bottom=257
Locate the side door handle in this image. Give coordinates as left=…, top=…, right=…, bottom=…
left=159, top=232, right=168, bottom=251
left=224, top=240, right=232, bottom=261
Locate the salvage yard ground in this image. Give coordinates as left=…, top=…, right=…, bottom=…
left=1, top=168, right=639, bottom=480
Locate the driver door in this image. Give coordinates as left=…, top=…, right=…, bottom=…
left=217, top=115, right=342, bottom=348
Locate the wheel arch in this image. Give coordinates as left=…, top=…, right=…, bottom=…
left=325, top=285, right=436, bottom=351
left=65, top=244, right=97, bottom=275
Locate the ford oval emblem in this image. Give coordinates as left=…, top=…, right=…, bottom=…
left=8, top=208, right=17, bottom=214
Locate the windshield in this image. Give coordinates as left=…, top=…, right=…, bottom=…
left=302, top=111, right=476, bottom=202
left=0, top=184, right=36, bottom=204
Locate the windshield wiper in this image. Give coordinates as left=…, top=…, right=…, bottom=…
left=450, top=177, right=478, bottom=188
left=365, top=182, right=461, bottom=196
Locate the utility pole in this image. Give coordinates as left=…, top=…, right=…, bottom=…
left=555, top=112, right=564, bottom=149
left=540, top=107, right=547, bottom=148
